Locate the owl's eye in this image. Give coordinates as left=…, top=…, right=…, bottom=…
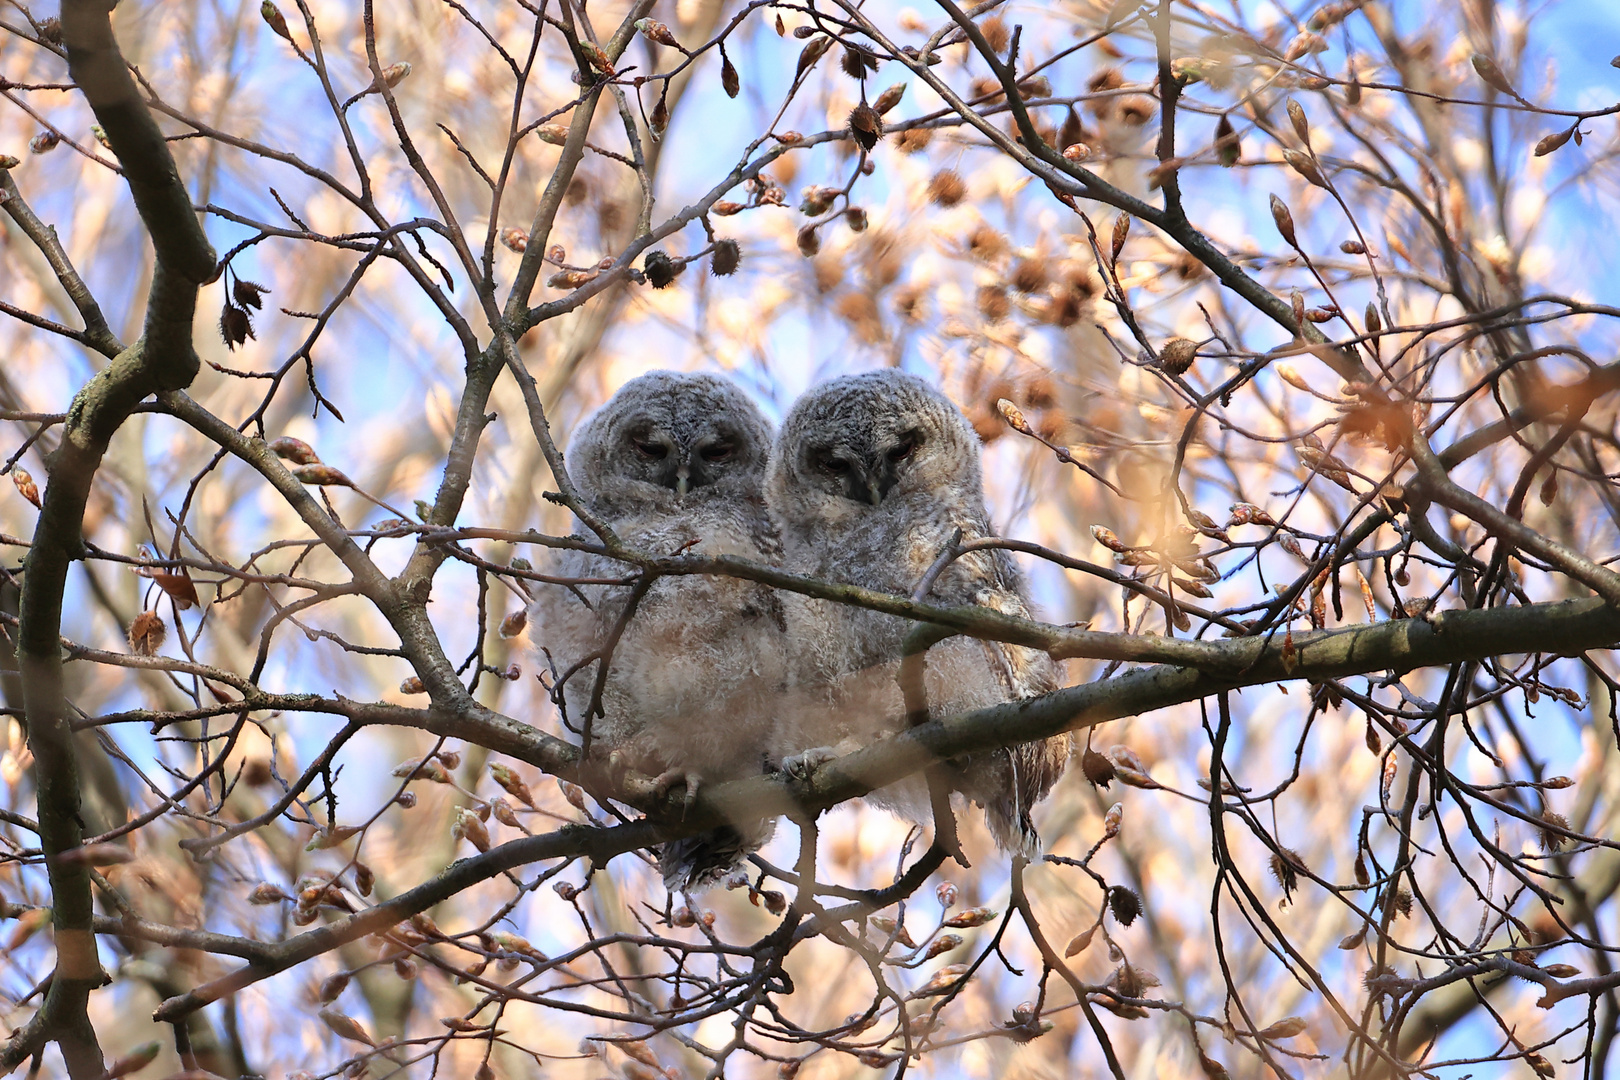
left=700, top=442, right=735, bottom=462
left=887, top=433, right=921, bottom=462
left=632, top=439, right=667, bottom=460
left=817, top=454, right=851, bottom=475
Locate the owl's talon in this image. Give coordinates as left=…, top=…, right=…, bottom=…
left=653, top=769, right=702, bottom=817
left=782, top=746, right=839, bottom=781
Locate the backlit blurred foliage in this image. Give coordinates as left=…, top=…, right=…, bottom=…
left=4, top=0, right=1620, bottom=1077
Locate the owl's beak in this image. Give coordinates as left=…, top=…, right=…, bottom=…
left=865, top=476, right=883, bottom=506
left=675, top=463, right=691, bottom=498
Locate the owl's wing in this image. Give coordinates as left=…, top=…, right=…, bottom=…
left=936, top=538, right=1069, bottom=854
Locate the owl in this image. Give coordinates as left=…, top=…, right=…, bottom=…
left=765, top=369, right=1069, bottom=853
left=528, top=371, right=785, bottom=890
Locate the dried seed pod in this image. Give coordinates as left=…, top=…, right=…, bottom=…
left=128, top=611, right=166, bottom=656
left=1159, top=337, right=1197, bottom=375
left=928, top=169, right=966, bottom=206
left=845, top=207, right=868, bottom=233
left=848, top=102, right=883, bottom=151
left=233, top=279, right=268, bottom=310
left=1081, top=746, right=1116, bottom=788
left=642, top=250, right=680, bottom=289
left=711, top=238, right=741, bottom=276
left=219, top=304, right=253, bottom=348
left=720, top=47, right=740, bottom=98
left=1107, top=886, right=1141, bottom=927
left=873, top=82, right=905, bottom=115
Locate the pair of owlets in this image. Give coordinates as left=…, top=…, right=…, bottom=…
left=530, top=369, right=1069, bottom=890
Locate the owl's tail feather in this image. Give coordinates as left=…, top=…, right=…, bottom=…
left=659, top=818, right=778, bottom=893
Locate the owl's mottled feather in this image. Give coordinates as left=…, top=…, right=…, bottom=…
left=766, top=370, right=1068, bottom=853
left=529, top=372, right=784, bottom=889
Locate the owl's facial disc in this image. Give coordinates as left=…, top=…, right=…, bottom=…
left=626, top=422, right=746, bottom=497
left=809, top=428, right=926, bottom=506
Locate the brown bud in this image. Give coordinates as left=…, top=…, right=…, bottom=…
left=634, top=19, right=682, bottom=49
left=490, top=763, right=535, bottom=807
left=269, top=436, right=320, bottom=464
left=353, top=863, right=374, bottom=896
left=498, top=609, right=527, bottom=638
left=795, top=36, right=832, bottom=79
left=720, top=48, right=741, bottom=98
left=1470, top=53, right=1515, bottom=96
left=11, top=468, right=40, bottom=509
left=796, top=224, right=821, bottom=257
left=1284, top=148, right=1328, bottom=189
left=500, top=227, right=529, bottom=252
left=873, top=83, right=906, bottom=115
left=537, top=123, right=570, bottom=146
left=1214, top=114, right=1240, bottom=166
left=399, top=676, right=425, bottom=694
left=1340, top=239, right=1366, bottom=254
left=29, top=130, right=60, bottom=155
left=319, top=971, right=351, bottom=1003
left=1062, top=142, right=1093, bottom=162
left=845, top=207, right=868, bottom=233
left=1534, top=126, right=1575, bottom=157
left=1110, top=212, right=1130, bottom=264
left=291, top=464, right=351, bottom=487
left=1270, top=194, right=1297, bottom=246
left=942, top=905, right=997, bottom=928
left=1286, top=98, right=1310, bottom=146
